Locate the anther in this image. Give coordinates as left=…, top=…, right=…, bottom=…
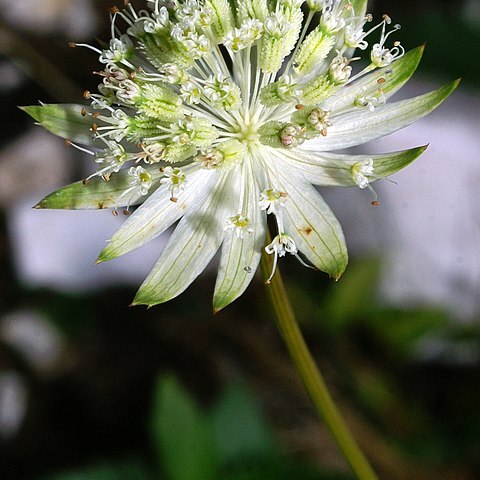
left=123, top=209, right=130, bottom=216
left=82, top=179, right=89, bottom=186
left=170, top=197, right=178, bottom=203
left=65, top=138, right=72, bottom=146
left=91, top=123, right=98, bottom=133
left=83, top=90, right=91, bottom=99
left=92, top=112, right=100, bottom=119
left=371, top=200, right=380, bottom=206
left=109, top=6, right=120, bottom=14
left=68, top=42, right=77, bottom=48
left=81, top=107, right=87, bottom=116
left=295, top=104, right=305, bottom=110
left=382, top=14, right=392, bottom=24
left=377, top=77, right=386, bottom=84
left=112, top=210, right=119, bottom=216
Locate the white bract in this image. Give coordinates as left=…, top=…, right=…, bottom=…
left=24, top=0, right=458, bottom=310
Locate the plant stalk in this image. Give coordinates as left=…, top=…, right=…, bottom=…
left=260, top=248, right=378, bottom=480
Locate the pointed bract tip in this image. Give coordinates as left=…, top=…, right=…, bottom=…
left=213, top=297, right=231, bottom=314
left=96, top=252, right=107, bottom=264
left=96, top=247, right=113, bottom=264
left=334, top=269, right=346, bottom=282
left=129, top=299, right=150, bottom=308
left=131, top=291, right=160, bottom=309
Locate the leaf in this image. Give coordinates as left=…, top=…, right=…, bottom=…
left=35, top=167, right=163, bottom=210
left=309, top=79, right=460, bottom=151
left=151, top=375, right=219, bottom=480
left=211, top=381, right=275, bottom=465
left=21, top=104, right=100, bottom=145
left=323, top=258, right=380, bottom=328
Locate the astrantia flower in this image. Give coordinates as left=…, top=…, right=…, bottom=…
left=23, top=0, right=458, bottom=310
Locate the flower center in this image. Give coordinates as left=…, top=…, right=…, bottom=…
left=234, top=114, right=261, bottom=149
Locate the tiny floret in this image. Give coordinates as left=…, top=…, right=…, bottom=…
left=160, top=166, right=187, bottom=199
left=225, top=214, right=254, bottom=238
left=351, top=159, right=374, bottom=189
left=259, top=189, right=288, bottom=215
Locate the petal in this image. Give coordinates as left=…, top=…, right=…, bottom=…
left=21, top=104, right=99, bottom=146
left=98, top=168, right=214, bottom=262
left=274, top=145, right=427, bottom=186
left=34, top=166, right=164, bottom=209
left=132, top=170, right=235, bottom=307
left=324, top=46, right=425, bottom=113
left=213, top=159, right=266, bottom=312
left=307, top=79, right=459, bottom=151
left=269, top=159, right=348, bottom=279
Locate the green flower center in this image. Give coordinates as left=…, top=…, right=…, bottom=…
left=234, top=116, right=261, bottom=148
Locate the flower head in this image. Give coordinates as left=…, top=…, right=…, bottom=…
left=24, top=0, right=458, bottom=310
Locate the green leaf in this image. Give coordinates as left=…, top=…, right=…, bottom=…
left=21, top=104, right=100, bottom=145
left=211, top=381, right=275, bottom=465
left=151, top=375, right=219, bottom=480
left=370, top=308, right=449, bottom=354
left=34, top=167, right=163, bottom=210
left=324, top=258, right=380, bottom=328
left=213, top=162, right=266, bottom=313
left=314, top=79, right=460, bottom=151
left=280, top=145, right=427, bottom=187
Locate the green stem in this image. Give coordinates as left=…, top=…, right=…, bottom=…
left=260, top=249, right=378, bottom=480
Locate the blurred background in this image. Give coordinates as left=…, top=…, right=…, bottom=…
left=0, top=1, right=479, bottom=479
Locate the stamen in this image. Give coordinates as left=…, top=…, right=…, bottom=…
left=71, top=43, right=102, bottom=54
left=65, top=139, right=95, bottom=156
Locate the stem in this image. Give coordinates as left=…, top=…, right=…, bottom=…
left=260, top=247, right=378, bottom=480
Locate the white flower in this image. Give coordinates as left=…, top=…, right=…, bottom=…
left=351, top=159, right=374, bottom=189
left=25, top=0, right=458, bottom=310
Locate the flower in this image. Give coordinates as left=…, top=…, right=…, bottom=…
left=23, top=0, right=458, bottom=311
